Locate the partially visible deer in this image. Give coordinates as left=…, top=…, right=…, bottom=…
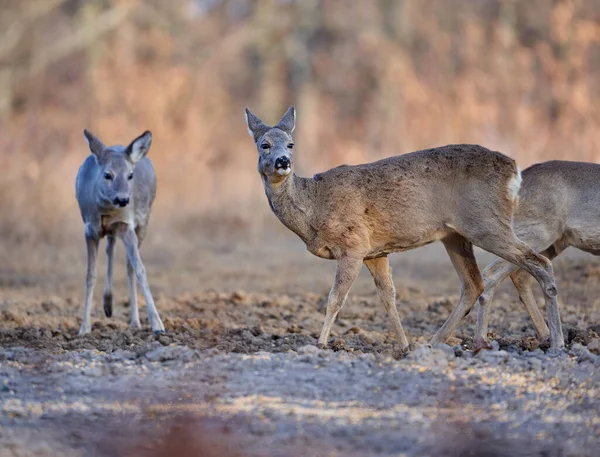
left=75, top=129, right=164, bottom=335
left=431, top=161, right=600, bottom=351
left=244, top=106, right=565, bottom=351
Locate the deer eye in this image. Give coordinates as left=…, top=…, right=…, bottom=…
left=261, top=143, right=270, bottom=150
left=287, top=143, right=294, bottom=149
left=127, top=173, right=134, bottom=181
left=104, top=172, right=113, bottom=181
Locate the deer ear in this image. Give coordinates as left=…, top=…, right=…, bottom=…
left=83, top=129, right=106, bottom=157
left=126, top=130, right=152, bottom=164
left=245, top=108, right=270, bottom=143
left=275, top=106, right=295, bottom=135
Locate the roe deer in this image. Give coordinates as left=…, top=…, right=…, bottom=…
left=244, top=106, right=565, bottom=351
left=433, top=161, right=600, bottom=351
left=75, top=129, right=164, bottom=335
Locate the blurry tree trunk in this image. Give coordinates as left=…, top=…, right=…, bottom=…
left=254, top=0, right=286, bottom=115
left=290, top=0, right=320, bottom=174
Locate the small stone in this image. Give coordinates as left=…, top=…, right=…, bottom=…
left=145, top=345, right=197, bottom=363
left=571, top=345, right=598, bottom=364
left=446, top=337, right=462, bottom=347
left=330, top=339, right=349, bottom=352
left=358, top=353, right=376, bottom=362
left=528, top=358, right=542, bottom=371
left=286, top=325, right=302, bottom=334
left=231, top=291, right=248, bottom=302
left=569, top=343, right=586, bottom=357
left=432, top=343, right=455, bottom=359
left=110, top=350, right=137, bottom=361
left=297, top=345, right=320, bottom=355
left=546, top=347, right=568, bottom=359
left=476, top=349, right=509, bottom=365
left=406, top=344, right=450, bottom=368
left=587, top=338, right=600, bottom=354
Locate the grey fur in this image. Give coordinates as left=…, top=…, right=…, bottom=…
left=439, top=160, right=599, bottom=350
left=75, top=129, right=164, bottom=335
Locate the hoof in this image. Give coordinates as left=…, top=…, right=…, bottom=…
left=154, top=329, right=166, bottom=336
left=103, top=294, right=113, bottom=318
left=398, top=344, right=410, bottom=354
left=474, top=338, right=492, bottom=354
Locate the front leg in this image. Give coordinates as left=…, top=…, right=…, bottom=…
left=79, top=232, right=99, bottom=335
left=102, top=235, right=116, bottom=318
left=127, top=258, right=141, bottom=328
left=318, top=257, right=362, bottom=347
left=364, top=257, right=409, bottom=350
left=119, top=226, right=165, bottom=333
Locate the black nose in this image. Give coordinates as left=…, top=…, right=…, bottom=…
left=275, top=156, right=291, bottom=169
left=113, top=197, right=130, bottom=207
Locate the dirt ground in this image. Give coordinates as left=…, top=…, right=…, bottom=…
left=1, top=235, right=599, bottom=456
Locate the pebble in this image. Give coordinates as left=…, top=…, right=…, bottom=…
left=297, top=345, right=321, bottom=355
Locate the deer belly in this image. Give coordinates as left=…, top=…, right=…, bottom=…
left=366, top=228, right=446, bottom=258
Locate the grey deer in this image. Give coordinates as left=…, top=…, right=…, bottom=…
left=76, top=129, right=164, bottom=335
left=431, top=160, right=600, bottom=351
left=244, top=106, right=564, bottom=351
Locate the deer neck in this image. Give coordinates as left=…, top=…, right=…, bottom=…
left=263, top=173, right=313, bottom=243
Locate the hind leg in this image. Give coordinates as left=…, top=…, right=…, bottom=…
left=364, top=257, right=409, bottom=350
left=79, top=232, right=99, bottom=335
left=102, top=235, right=116, bottom=318
left=510, top=270, right=550, bottom=341
left=509, top=244, right=564, bottom=341
left=475, top=229, right=564, bottom=349
left=430, top=234, right=485, bottom=345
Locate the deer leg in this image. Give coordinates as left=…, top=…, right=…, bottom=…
left=127, top=258, right=140, bottom=328
left=318, top=257, right=362, bottom=347
left=120, top=227, right=164, bottom=334
left=473, top=259, right=517, bottom=351
left=509, top=244, right=562, bottom=341
left=79, top=233, right=99, bottom=335
left=430, top=235, right=484, bottom=345
left=364, top=257, right=409, bottom=350
left=482, top=235, right=564, bottom=349
left=510, top=270, right=550, bottom=340
left=102, top=235, right=116, bottom=318
left=128, top=226, right=147, bottom=328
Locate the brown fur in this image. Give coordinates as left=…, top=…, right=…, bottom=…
left=245, top=107, right=564, bottom=350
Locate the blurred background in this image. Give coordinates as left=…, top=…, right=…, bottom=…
left=1, top=0, right=600, bottom=293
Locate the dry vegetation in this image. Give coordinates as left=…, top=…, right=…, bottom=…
left=2, top=4, right=600, bottom=455
left=1, top=0, right=600, bottom=270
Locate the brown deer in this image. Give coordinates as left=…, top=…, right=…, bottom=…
left=244, top=106, right=565, bottom=350
left=75, top=129, right=164, bottom=335
left=432, top=160, right=600, bottom=351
